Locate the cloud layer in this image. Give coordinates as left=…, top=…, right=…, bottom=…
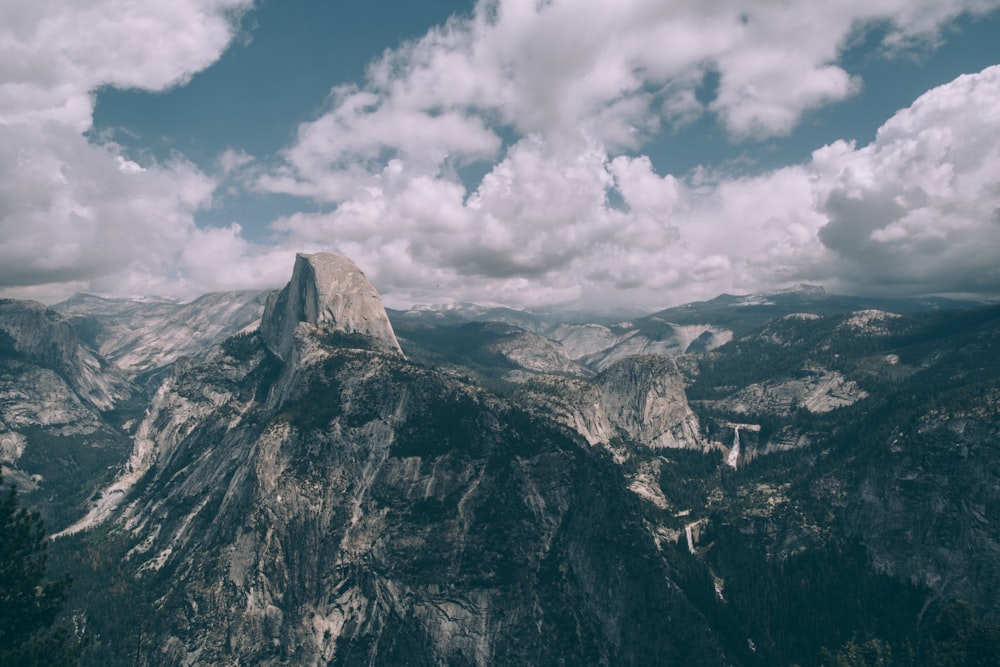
left=0, top=0, right=292, bottom=301
left=2, top=0, right=999, bottom=309
left=262, top=0, right=1000, bottom=308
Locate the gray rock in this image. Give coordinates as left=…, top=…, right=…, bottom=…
left=261, top=253, right=402, bottom=361
left=54, top=290, right=268, bottom=378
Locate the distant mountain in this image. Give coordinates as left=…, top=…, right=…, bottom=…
left=390, top=287, right=985, bottom=376
left=646, top=285, right=984, bottom=336
left=54, top=290, right=269, bottom=381
left=0, top=299, right=134, bottom=528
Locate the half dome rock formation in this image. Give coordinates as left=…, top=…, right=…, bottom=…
left=261, top=252, right=402, bottom=360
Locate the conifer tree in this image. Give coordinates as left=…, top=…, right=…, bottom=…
left=0, top=475, right=79, bottom=666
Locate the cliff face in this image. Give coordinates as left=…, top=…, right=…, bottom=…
left=0, top=299, right=131, bottom=411
left=519, top=355, right=703, bottom=452
left=261, top=253, right=402, bottom=361
left=54, top=290, right=269, bottom=379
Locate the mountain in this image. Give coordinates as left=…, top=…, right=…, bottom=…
left=0, top=299, right=134, bottom=528
left=51, top=253, right=727, bottom=666
left=261, top=252, right=403, bottom=362
left=1, top=256, right=994, bottom=665
left=54, top=290, right=269, bottom=381
left=679, top=305, right=1000, bottom=637
left=389, top=286, right=984, bottom=375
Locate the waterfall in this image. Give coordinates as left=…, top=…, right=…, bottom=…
left=726, top=426, right=740, bottom=469
left=685, top=523, right=696, bottom=554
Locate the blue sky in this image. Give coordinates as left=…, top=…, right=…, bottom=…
left=3, top=1, right=1000, bottom=310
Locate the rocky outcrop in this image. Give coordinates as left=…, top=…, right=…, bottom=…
left=717, top=369, right=868, bottom=415
left=480, top=325, right=591, bottom=377
left=597, top=356, right=703, bottom=449
left=261, top=253, right=402, bottom=361
left=519, top=355, right=703, bottom=451
left=518, top=375, right=617, bottom=447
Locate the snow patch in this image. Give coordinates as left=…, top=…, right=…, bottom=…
left=840, top=309, right=901, bottom=334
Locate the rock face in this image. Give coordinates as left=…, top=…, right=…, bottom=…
left=546, top=320, right=732, bottom=371
left=261, top=253, right=402, bottom=361
left=0, top=299, right=134, bottom=526
left=596, top=356, right=703, bottom=449
left=55, top=290, right=269, bottom=379
left=111, top=347, right=724, bottom=666
left=520, top=356, right=703, bottom=452
left=0, top=299, right=131, bottom=410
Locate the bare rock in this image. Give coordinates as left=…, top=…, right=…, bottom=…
left=261, top=253, right=402, bottom=361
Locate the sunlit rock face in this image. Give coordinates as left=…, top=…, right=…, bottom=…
left=54, top=290, right=269, bottom=379
left=518, top=356, right=703, bottom=453
left=261, top=252, right=402, bottom=361
left=0, top=299, right=131, bottom=411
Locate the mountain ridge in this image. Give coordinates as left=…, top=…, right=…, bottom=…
left=2, top=253, right=997, bottom=665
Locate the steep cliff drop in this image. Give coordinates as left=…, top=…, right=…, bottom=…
left=260, top=252, right=402, bottom=360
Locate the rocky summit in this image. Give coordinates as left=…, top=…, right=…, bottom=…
left=3, top=252, right=999, bottom=666
left=261, top=252, right=403, bottom=361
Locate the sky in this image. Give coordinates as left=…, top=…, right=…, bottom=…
left=2, top=0, right=1000, bottom=312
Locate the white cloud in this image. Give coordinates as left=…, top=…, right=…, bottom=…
left=813, top=65, right=1000, bottom=295
left=0, top=0, right=261, bottom=301
left=1, top=0, right=252, bottom=130
left=3, top=0, right=999, bottom=310
left=266, top=0, right=1000, bottom=198
left=253, top=0, right=998, bottom=309
left=264, top=61, right=1000, bottom=310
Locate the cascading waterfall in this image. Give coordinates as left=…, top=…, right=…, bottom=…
left=726, top=426, right=740, bottom=469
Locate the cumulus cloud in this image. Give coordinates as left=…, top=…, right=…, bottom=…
left=0, top=0, right=269, bottom=302
left=1, top=0, right=252, bottom=130
left=259, top=0, right=1000, bottom=309
left=266, top=0, right=1000, bottom=191
left=813, top=65, right=1000, bottom=295
left=3, top=0, right=999, bottom=309
left=0, top=122, right=213, bottom=287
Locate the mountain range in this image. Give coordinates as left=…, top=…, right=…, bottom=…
left=1, top=252, right=997, bottom=665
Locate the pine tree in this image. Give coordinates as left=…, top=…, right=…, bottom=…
left=0, top=474, right=80, bottom=666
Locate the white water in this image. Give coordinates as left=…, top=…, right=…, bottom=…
left=685, top=523, right=696, bottom=554
left=726, top=427, right=740, bottom=469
